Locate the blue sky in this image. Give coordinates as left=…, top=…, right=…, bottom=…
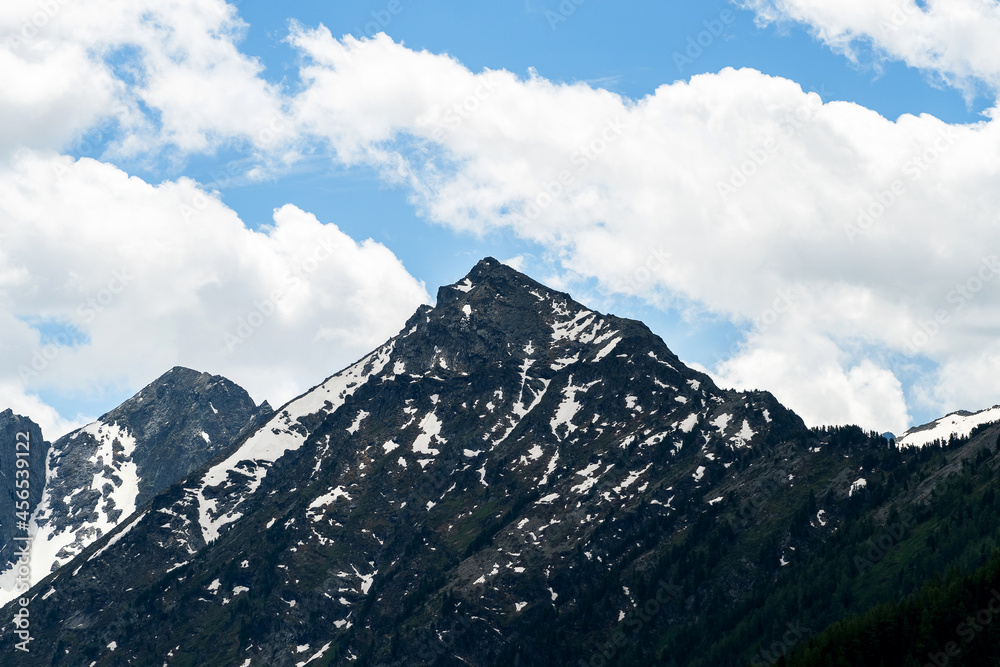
left=3, top=0, right=1000, bottom=438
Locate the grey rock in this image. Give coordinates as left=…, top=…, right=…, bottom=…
left=0, top=410, right=48, bottom=570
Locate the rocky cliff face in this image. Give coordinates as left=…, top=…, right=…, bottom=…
left=0, top=367, right=271, bottom=605
left=0, top=411, right=48, bottom=572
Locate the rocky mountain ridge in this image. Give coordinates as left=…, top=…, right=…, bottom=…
left=5, top=258, right=1000, bottom=666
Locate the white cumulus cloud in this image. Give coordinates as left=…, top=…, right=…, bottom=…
left=0, top=0, right=290, bottom=162
left=0, top=151, right=428, bottom=438
left=282, top=31, right=1000, bottom=430
left=738, top=0, right=1000, bottom=100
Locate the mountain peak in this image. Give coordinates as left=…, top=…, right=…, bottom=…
left=465, top=255, right=513, bottom=279
left=438, top=257, right=565, bottom=304
left=164, top=365, right=207, bottom=378
left=107, top=366, right=257, bottom=422
left=469, top=254, right=505, bottom=273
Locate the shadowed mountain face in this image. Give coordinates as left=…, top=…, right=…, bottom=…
left=0, top=411, right=48, bottom=571
left=0, top=368, right=271, bottom=605
left=0, top=258, right=817, bottom=665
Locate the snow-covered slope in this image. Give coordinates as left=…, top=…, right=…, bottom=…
left=192, top=343, right=394, bottom=544
left=897, top=405, right=1000, bottom=448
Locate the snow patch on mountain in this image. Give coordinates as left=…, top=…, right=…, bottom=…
left=897, top=405, right=1000, bottom=448
left=196, top=343, right=394, bottom=543
left=551, top=377, right=600, bottom=440
left=593, top=337, right=622, bottom=362
left=412, top=412, right=444, bottom=457
left=0, top=421, right=142, bottom=605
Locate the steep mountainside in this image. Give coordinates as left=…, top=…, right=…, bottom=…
left=0, top=411, right=48, bottom=571
left=7, top=258, right=1000, bottom=666
left=0, top=368, right=271, bottom=605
